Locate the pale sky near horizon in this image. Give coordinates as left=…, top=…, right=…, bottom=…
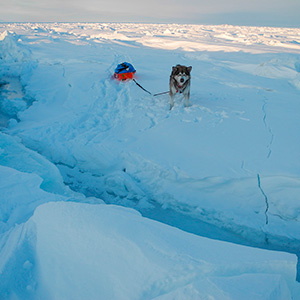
left=0, top=0, right=299, bottom=27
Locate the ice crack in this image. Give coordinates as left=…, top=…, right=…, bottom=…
left=262, top=97, right=274, bottom=159
left=257, top=173, right=269, bottom=225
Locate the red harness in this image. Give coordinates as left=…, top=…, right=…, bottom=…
left=176, top=83, right=185, bottom=93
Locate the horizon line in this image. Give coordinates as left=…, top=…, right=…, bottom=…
left=1, top=21, right=299, bottom=29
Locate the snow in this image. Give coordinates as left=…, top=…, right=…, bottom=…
left=29, top=202, right=297, bottom=299
left=0, top=22, right=300, bottom=299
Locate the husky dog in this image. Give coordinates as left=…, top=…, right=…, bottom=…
left=169, top=64, right=192, bottom=110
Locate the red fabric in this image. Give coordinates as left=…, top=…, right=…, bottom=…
left=114, top=72, right=135, bottom=81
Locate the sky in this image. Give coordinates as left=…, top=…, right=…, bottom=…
left=0, top=0, right=299, bottom=27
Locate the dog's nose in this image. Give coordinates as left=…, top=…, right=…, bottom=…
left=180, top=78, right=184, bottom=83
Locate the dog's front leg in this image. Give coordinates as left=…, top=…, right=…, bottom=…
left=170, top=94, right=175, bottom=110
left=184, top=92, right=190, bottom=107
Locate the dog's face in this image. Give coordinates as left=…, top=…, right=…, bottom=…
left=171, top=65, right=192, bottom=86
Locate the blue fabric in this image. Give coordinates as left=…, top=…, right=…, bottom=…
left=114, top=62, right=136, bottom=74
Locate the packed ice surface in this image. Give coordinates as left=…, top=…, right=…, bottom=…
left=0, top=23, right=300, bottom=299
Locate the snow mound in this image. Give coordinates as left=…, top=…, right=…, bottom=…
left=6, top=201, right=297, bottom=299
left=0, top=133, right=71, bottom=194
left=0, top=165, right=67, bottom=233
left=0, top=31, right=30, bottom=64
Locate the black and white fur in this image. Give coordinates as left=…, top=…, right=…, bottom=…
left=169, top=64, right=192, bottom=110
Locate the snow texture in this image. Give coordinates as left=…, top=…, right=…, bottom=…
left=0, top=23, right=300, bottom=299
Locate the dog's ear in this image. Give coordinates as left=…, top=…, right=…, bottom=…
left=172, top=66, right=177, bottom=72
left=187, top=66, right=192, bottom=72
